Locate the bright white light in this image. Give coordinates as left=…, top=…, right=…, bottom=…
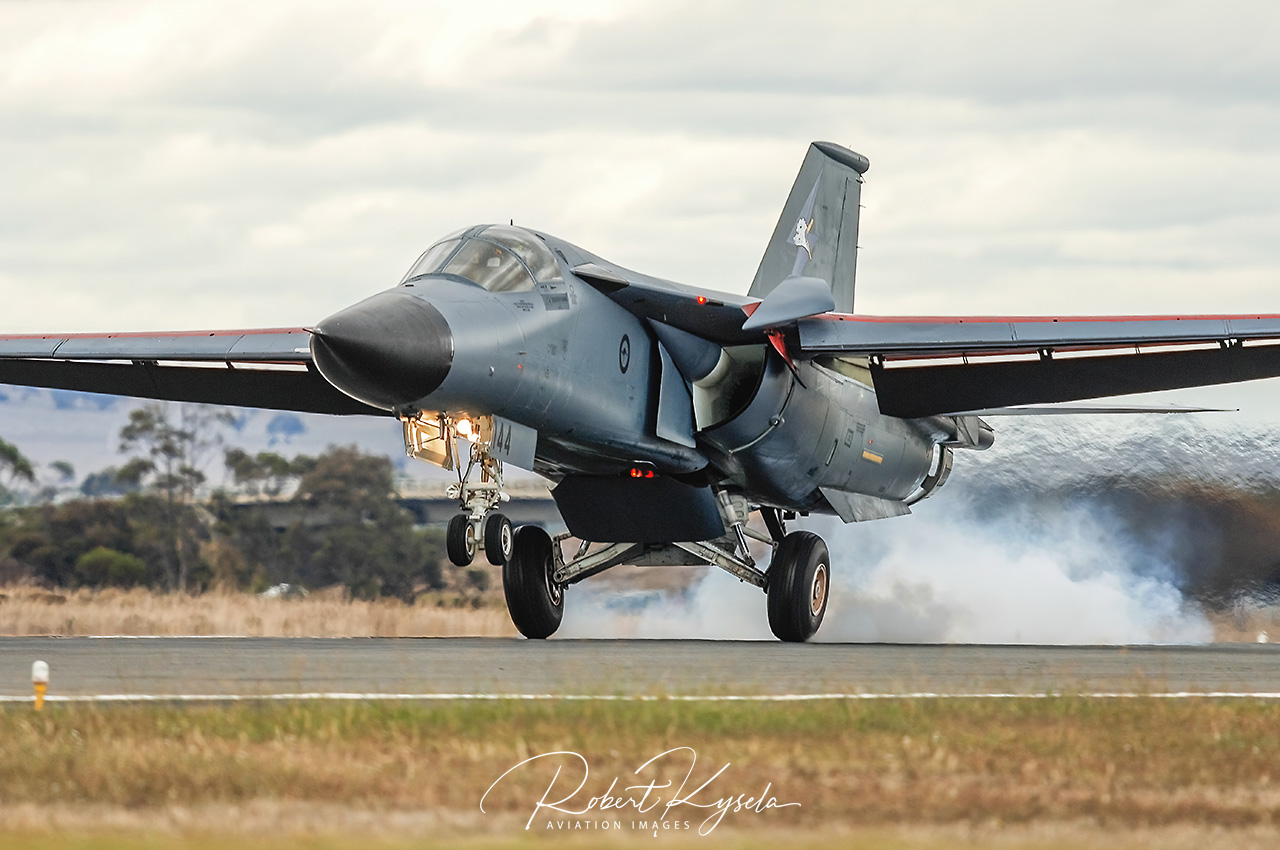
left=456, top=418, right=473, bottom=437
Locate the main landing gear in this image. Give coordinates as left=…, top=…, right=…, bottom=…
left=765, top=529, right=830, bottom=643
left=401, top=415, right=831, bottom=641
left=498, top=494, right=831, bottom=643
left=502, top=525, right=563, bottom=639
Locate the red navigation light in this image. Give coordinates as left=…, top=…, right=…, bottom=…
left=629, top=467, right=657, bottom=479
left=696, top=296, right=708, bottom=305
left=630, top=468, right=642, bottom=478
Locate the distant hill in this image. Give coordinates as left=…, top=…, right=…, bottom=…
left=0, top=385, right=453, bottom=487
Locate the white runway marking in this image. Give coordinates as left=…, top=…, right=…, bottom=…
left=3, top=691, right=1280, bottom=703
left=81, top=635, right=262, bottom=639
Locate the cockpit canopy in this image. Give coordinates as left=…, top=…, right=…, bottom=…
left=400, top=225, right=562, bottom=292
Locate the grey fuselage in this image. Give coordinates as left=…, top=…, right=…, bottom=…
left=311, top=226, right=943, bottom=519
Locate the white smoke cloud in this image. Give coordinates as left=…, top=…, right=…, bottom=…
left=554, top=504, right=1212, bottom=644
left=555, top=417, right=1260, bottom=645
left=811, top=508, right=1213, bottom=644
left=556, top=569, right=774, bottom=641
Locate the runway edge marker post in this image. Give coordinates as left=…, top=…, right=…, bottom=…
left=31, top=660, right=48, bottom=711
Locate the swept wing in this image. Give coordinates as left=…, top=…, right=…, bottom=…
left=794, top=311, right=1280, bottom=417
left=569, top=257, right=1280, bottom=419
left=0, top=328, right=380, bottom=415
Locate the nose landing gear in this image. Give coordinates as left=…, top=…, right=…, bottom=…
left=444, top=442, right=512, bottom=567
left=446, top=510, right=513, bottom=567
left=483, top=512, right=514, bottom=565
left=446, top=513, right=478, bottom=566
left=402, top=413, right=514, bottom=567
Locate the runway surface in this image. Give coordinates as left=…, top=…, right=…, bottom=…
left=3, top=638, right=1280, bottom=699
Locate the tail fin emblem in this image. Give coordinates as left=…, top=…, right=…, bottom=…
left=790, top=216, right=815, bottom=260
left=788, top=171, right=823, bottom=274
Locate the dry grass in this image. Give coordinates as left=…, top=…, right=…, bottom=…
left=0, top=585, right=515, bottom=637
left=5, top=583, right=1280, bottom=642
left=2, top=820, right=1279, bottom=850
left=1, top=698, right=1279, bottom=847
left=0, top=699, right=1278, bottom=826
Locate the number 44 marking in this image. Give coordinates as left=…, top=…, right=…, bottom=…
left=488, top=415, right=536, bottom=471
left=493, top=419, right=512, bottom=456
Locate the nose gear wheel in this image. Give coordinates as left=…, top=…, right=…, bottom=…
left=446, top=514, right=476, bottom=567
left=484, top=513, right=514, bottom=566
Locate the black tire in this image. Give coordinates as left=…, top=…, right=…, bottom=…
left=446, top=514, right=475, bottom=567
left=484, top=512, right=514, bottom=566
left=503, top=525, right=563, bottom=639
left=766, top=530, right=830, bottom=642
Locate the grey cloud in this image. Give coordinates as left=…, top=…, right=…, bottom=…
left=0, top=0, right=1278, bottom=335
left=525, top=2, right=1280, bottom=104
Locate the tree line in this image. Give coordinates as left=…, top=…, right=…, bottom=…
left=0, top=403, right=447, bottom=601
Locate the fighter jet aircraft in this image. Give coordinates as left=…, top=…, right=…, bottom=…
left=5, top=140, right=1280, bottom=641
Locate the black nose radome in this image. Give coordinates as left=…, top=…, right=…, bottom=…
left=310, top=290, right=453, bottom=410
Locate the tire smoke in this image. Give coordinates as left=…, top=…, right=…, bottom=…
left=558, top=416, right=1280, bottom=643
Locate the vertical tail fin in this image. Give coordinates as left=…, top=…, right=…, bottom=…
left=748, top=142, right=869, bottom=314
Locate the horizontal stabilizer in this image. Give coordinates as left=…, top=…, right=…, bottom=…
left=741, top=276, right=835, bottom=332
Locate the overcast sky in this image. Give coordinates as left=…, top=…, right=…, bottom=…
left=2, top=0, right=1280, bottom=412
left=2, top=0, right=1277, bottom=330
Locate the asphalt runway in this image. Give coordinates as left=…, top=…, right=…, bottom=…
left=2, top=638, right=1280, bottom=699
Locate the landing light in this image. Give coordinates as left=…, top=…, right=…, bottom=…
left=456, top=418, right=473, bottom=437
